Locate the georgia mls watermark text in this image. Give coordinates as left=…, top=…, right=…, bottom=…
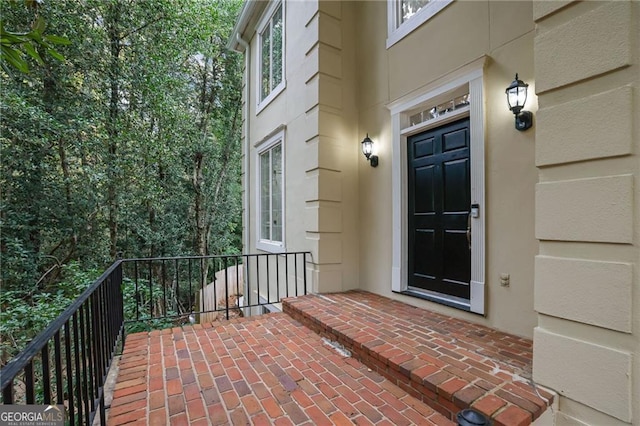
left=0, top=405, right=65, bottom=426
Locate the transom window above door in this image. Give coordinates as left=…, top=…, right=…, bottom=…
left=408, top=92, right=469, bottom=128
left=387, top=0, right=454, bottom=48
left=257, top=2, right=285, bottom=112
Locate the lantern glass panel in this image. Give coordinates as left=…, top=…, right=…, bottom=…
left=362, top=140, right=373, bottom=157
left=507, top=85, right=527, bottom=111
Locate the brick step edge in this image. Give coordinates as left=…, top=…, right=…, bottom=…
left=283, top=299, right=555, bottom=426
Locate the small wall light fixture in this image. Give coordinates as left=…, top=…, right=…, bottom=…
left=505, top=73, right=533, bottom=131
left=361, top=134, right=379, bottom=167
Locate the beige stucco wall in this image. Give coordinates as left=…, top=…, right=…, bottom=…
left=242, top=1, right=361, bottom=294
left=532, top=1, right=639, bottom=424
left=353, top=0, right=539, bottom=339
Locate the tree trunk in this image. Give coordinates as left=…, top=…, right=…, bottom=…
left=40, top=59, right=78, bottom=284
left=107, top=1, right=122, bottom=260
left=26, top=145, right=42, bottom=256
left=193, top=151, right=208, bottom=287
left=209, top=97, right=240, bottom=222
left=192, top=55, right=215, bottom=288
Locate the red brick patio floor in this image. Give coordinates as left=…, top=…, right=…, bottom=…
left=108, top=291, right=554, bottom=425
left=107, top=311, right=452, bottom=426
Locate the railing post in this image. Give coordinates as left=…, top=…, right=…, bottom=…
left=162, top=260, right=167, bottom=318
left=64, top=320, right=75, bottom=425
left=303, top=252, right=308, bottom=295
left=255, top=256, right=260, bottom=310
left=54, top=331, right=63, bottom=405
left=79, top=307, right=91, bottom=422
left=82, top=304, right=98, bottom=412
left=266, top=254, right=271, bottom=304
left=294, top=253, right=299, bottom=297
left=134, top=261, right=139, bottom=321
left=276, top=254, right=280, bottom=303
left=174, top=259, right=180, bottom=313
left=243, top=255, right=250, bottom=313
left=188, top=259, right=193, bottom=318
left=224, top=257, right=229, bottom=320
left=200, top=258, right=205, bottom=319
left=116, top=263, right=125, bottom=350
left=2, top=383, right=13, bottom=404
left=235, top=256, right=241, bottom=310
left=40, top=343, right=51, bottom=404
left=90, top=293, right=102, bottom=390
left=148, top=261, right=154, bottom=318
left=24, top=362, right=34, bottom=404
left=285, top=254, right=290, bottom=298
left=72, top=313, right=85, bottom=423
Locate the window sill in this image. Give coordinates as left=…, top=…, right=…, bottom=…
left=256, top=81, right=286, bottom=115
left=386, top=0, right=454, bottom=49
left=256, top=241, right=286, bottom=254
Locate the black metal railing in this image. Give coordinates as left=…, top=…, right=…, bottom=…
left=0, top=261, right=124, bottom=425
left=0, top=251, right=310, bottom=425
left=121, top=252, right=310, bottom=328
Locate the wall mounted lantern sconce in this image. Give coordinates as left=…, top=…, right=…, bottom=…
left=505, top=73, right=533, bottom=131
left=361, top=134, right=379, bottom=167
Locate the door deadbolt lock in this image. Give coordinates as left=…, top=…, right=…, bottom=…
left=470, top=204, right=480, bottom=218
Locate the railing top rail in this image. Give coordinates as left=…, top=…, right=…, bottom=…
left=0, top=260, right=123, bottom=390
left=120, top=252, right=311, bottom=263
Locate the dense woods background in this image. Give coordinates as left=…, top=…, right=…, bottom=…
left=1, top=0, right=244, bottom=363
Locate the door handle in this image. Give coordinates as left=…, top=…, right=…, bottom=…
left=468, top=204, right=479, bottom=250
left=467, top=214, right=471, bottom=250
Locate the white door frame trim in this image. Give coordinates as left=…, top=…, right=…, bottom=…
left=387, top=57, right=486, bottom=314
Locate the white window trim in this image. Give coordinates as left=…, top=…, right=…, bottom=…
left=255, top=128, right=286, bottom=253
left=256, top=1, right=286, bottom=114
left=386, top=0, right=454, bottom=48
left=387, top=57, right=487, bottom=315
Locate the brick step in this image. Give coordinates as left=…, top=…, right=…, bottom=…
left=283, top=291, right=555, bottom=426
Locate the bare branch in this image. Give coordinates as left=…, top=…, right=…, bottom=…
left=118, top=15, right=166, bottom=42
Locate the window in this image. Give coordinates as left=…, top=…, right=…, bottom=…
left=256, top=130, right=284, bottom=252
left=387, top=0, right=453, bottom=48
left=257, top=2, right=285, bottom=111
left=400, top=0, right=431, bottom=24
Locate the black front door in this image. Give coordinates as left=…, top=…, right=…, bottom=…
left=407, top=118, right=471, bottom=299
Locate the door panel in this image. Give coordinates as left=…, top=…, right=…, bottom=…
left=414, top=165, right=436, bottom=213
left=414, top=136, right=435, bottom=158
left=443, top=159, right=469, bottom=212
left=443, top=128, right=467, bottom=152
left=407, top=118, right=471, bottom=299
left=414, top=230, right=436, bottom=278
left=443, top=230, right=470, bottom=284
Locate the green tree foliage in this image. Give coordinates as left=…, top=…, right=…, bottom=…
left=0, top=262, right=100, bottom=365
left=1, top=0, right=70, bottom=74
left=0, top=0, right=244, bottom=361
